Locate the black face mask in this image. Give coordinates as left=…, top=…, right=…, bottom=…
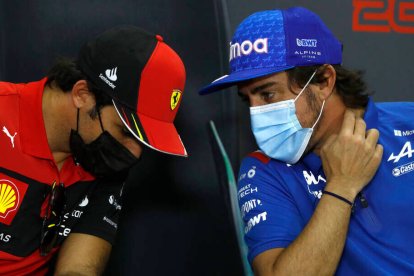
left=69, top=110, right=139, bottom=178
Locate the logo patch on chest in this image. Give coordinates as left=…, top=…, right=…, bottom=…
left=0, top=178, right=28, bottom=225
left=388, top=141, right=414, bottom=177
left=303, top=170, right=325, bottom=199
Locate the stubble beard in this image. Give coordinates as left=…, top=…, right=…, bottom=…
left=301, top=88, right=325, bottom=157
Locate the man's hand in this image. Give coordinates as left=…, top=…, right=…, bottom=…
left=320, top=109, right=383, bottom=201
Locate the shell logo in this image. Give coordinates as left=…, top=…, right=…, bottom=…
left=0, top=180, right=19, bottom=217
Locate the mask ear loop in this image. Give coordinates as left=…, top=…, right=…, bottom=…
left=97, top=108, right=105, bottom=132
left=291, top=69, right=325, bottom=128
left=76, top=109, right=80, bottom=131
left=294, top=69, right=318, bottom=103
left=312, top=100, right=325, bottom=129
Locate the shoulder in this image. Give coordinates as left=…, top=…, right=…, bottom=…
left=375, top=101, right=414, bottom=130
left=0, top=82, right=22, bottom=127
left=238, top=151, right=293, bottom=191
left=238, top=151, right=273, bottom=180
left=377, top=101, right=414, bottom=108
left=247, top=151, right=272, bottom=164
left=0, top=81, right=21, bottom=96
left=239, top=150, right=291, bottom=173
left=376, top=101, right=414, bottom=116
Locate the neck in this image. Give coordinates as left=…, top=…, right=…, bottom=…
left=42, top=84, right=74, bottom=169
left=312, top=96, right=365, bottom=156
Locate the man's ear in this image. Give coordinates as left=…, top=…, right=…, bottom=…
left=71, top=80, right=96, bottom=109
left=314, top=64, right=336, bottom=102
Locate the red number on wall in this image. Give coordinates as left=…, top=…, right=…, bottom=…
left=353, top=0, right=414, bottom=34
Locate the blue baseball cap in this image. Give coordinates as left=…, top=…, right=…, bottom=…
left=199, top=7, right=342, bottom=95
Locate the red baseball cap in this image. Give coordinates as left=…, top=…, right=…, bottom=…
left=77, top=26, right=187, bottom=157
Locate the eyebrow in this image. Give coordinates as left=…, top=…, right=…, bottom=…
left=237, top=81, right=279, bottom=99
left=251, top=82, right=278, bottom=94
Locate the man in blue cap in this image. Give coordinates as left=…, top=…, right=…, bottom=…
left=200, top=7, right=414, bottom=275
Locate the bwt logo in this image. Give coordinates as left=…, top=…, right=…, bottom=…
left=296, top=38, right=317, bottom=47
left=353, top=0, right=414, bottom=34
left=229, top=38, right=268, bottom=61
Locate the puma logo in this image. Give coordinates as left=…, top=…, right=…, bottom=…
left=2, top=126, right=17, bottom=148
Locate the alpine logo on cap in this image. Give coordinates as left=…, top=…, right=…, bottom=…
left=170, top=90, right=182, bottom=110
left=0, top=178, right=27, bottom=225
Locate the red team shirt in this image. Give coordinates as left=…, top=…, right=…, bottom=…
left=0, top=79, right=123, bottom=275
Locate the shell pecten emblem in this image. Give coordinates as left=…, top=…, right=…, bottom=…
left=0, top=182, right=18, bottom=215
left=170, top=89, right=182, bottom=111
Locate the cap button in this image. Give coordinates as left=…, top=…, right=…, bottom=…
left=156, top=35, right=164, bottom=42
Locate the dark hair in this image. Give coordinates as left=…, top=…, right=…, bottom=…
left=286, top=65, right=371, bottom=108
left=46, top=57, right=113, bottom=118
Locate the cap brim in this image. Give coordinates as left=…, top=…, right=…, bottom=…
left=113, top=100, right=188, bottom=157
left=199, top=65, right=295, bottom=95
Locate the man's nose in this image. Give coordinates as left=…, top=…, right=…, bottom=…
left=249, top=96, right=263, bottom=108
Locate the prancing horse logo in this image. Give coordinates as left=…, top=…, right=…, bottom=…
left=170, top=89, right=182, bottom=111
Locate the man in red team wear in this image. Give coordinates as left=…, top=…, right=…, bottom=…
left=0, top=26, right=187, bottom=275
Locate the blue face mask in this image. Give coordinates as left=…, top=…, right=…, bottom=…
left=250, top=71, right=325, bottom=164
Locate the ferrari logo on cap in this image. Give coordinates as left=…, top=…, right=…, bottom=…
left=170, top=90, right=182, bottom=111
